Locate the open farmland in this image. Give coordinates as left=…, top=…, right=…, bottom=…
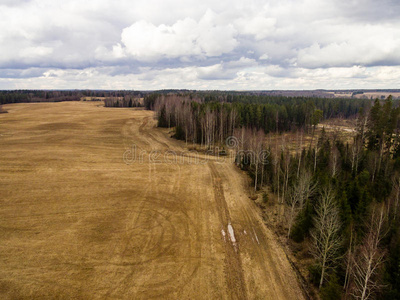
left=0, top=102, right=304, bottom=299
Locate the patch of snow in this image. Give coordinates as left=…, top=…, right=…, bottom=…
left=228, top=223, right=236, bottom=243
left=253, top=228, right=260, bottom=245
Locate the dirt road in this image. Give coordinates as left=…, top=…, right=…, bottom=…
left=0, top=102, right=304, bottom=299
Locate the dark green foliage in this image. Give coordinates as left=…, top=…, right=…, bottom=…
left=144, top=93, right=159, bottom=110
left=312, top=109, right=323, bottom=127
left=371, top=172, right=392, bottom=202
left=380, top=222, right=400, bottom=299
left=291, top=200, right=314, bottom=242
left=158, top=106, right=168, bottom=128
left=173, top=124, right=185, bottom=140
left=320, top=275, right=342, bottom=300
left=308, top=264, right=322, bottom=286
left=367, top=97, right=400, bottom=154
left=338, top=189, right=352, bottom=227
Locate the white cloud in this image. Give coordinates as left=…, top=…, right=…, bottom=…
left=119, top=9, right=238, bottom=61
left=234, top=15, right=276, bottom=40
left=297, top=24, right=400, bottom=68
left=20, top=46, right=53, bottom=58
left=0, top=0, right=400, bottom=89
left=195, top=57, right=257, bottom=80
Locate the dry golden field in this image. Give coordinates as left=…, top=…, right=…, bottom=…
left=0, top=102, right=304, bottom=299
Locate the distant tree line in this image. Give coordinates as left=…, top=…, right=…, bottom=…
left=0, top=90, right=146, bottom=105
left=0, top=90, right=82, bottom=104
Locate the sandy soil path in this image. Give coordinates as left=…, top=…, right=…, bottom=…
left=0, top=102, right=304, bottom=299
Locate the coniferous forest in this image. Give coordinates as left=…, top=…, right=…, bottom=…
left=146, top=92, right=400, bottom=299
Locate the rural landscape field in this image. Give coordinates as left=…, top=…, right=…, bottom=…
left=2, top=0, right=400, bottom=299
left=0, top=102, right=304, bottom=299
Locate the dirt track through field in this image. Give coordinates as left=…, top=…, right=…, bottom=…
left=0, top=102, right=304, bottom=299
left=209, top=162, right=247, bottom=300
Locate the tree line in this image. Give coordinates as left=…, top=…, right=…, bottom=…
left=0, top=90, right=82, bottom=104
left=104, top=97, right=143, bottom=108
left=0, top=90, right=147, bottom=105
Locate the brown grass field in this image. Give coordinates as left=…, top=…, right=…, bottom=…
left=0, top=102, right=304, bottom=299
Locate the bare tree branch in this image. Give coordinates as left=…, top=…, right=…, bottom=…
left=310, top=186, right=342, bottom=289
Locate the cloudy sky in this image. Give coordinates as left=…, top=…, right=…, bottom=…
left=1, top=0, right=400, bottom=90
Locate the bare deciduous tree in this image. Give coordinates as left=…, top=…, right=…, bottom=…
left=344, top=223, right=355, bottom=295
left=285, top=171, right=316, bottom=238
left=252, top=129, right=265, bottom=191
left=297, top=129, right=304, bottom=178
left=313, top=143, right=319, bottom=174
left=330, top=144, right=341, bottom=177
left=297, top=171, right=317, bottom=210
left=286, top=187, right=299, bottom=239
left=350, top=206, right=387, bottom=300
left=351, top=136, right=363, bottom=173
left=311, top=187, right=342, bottom=289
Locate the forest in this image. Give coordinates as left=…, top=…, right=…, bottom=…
left=103, top=97, right=142, bottom=108
left=145, top=92, right=400, bottom=300
left=144, top=92, right=370, bottom=143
